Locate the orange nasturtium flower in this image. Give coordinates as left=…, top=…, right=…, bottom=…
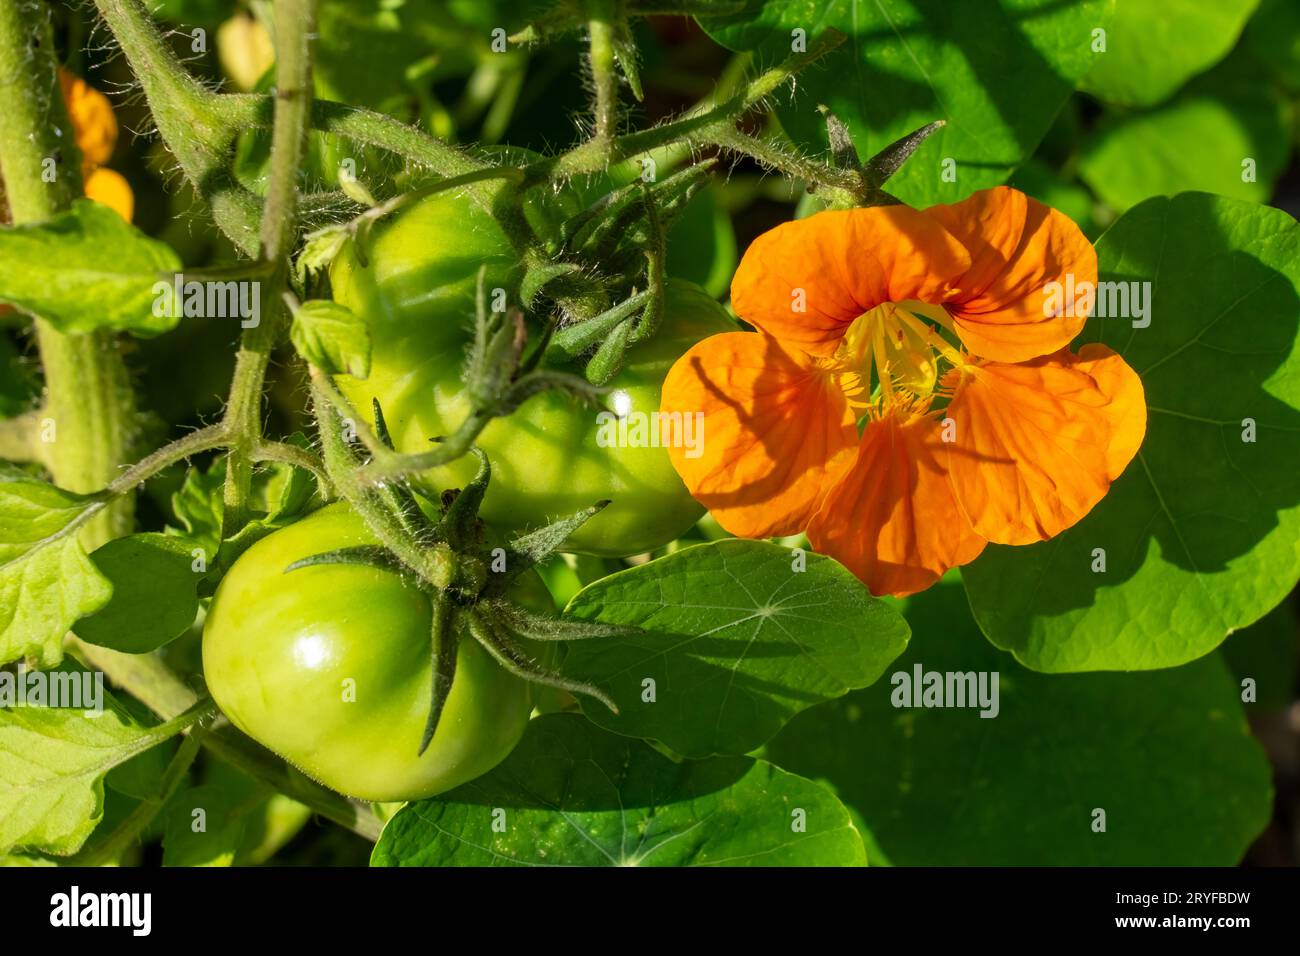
left=661, top=186, right=1146, bottom=598
left=59, top=68, right=133, bottom=221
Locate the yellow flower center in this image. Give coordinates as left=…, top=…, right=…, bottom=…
left=827, top=301, right=965, bottom=417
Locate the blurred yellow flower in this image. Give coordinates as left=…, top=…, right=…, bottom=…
left=59, top=68, right=133, bottom=221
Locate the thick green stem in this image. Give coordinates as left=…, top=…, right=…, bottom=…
left=221, top=0, right=315, bottom=534
left=0, top=0, right=136, bottom=546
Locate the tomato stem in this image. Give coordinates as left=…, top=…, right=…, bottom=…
left=586, top=0, right=620, bottom=149
left=219, top=0, right=316, bottom=535
left=0, top=0, right=137, bottom=547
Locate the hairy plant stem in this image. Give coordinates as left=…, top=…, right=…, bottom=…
left=586, top=0, right=619, bottom=148
left=220, top=0, right=315, bottom=536
left=311, top=375, right=457, bottom=591
left=528, top=28, right=853, bottom=197
left=93, top=0, right=261, bottom=253
left=0, top=0, right=136, bottom=546
left=2, top=0, right=379, bottom=845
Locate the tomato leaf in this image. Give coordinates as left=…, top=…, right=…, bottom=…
left=1079, top=0, right=1259, bottom=107
left=162, top=783, right=249, bottom=868
left=700, top=0, right=1112, bottom=205
left=766, top=575, right=1273, bottom=865
left=289, top=299, right=371, bottom=378
left=0, top=675, right=183, bottom=856
left=560, top=538, right=909, bottom=757
left=75, top=534, right=203, bottom=654
left=168, top=445, right=321, bottom=577
left=0, top=201, right=182, bottom=336
left=964, top=193, right=1300, bottom=671
left=371, top=713, right=866, bottom=866
left=0, top=472, right=111, bottom=667
left=162, top=761, right=314, bottom=867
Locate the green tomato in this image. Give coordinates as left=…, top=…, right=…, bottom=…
left=329, top=188, right=736, bottom=556
left=202, top=502, right=550, bottom=802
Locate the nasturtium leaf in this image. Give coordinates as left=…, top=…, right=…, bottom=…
left=289, top=300, right=371, bottom=378
left=561, top=539, right=909, bottom=757
left=0, top=680, right=181, bottom=856
left=0, top=473, right=111, bottom=667
left=1245, top=0, right=1300, bottom=93
left=1221, top=601, right=1299, bottom=710
left=76, top=534, right=202, bottom=653
left=965, top=193, right=1300, bottom=671
left=700, top=0, right=1113, bottom=206
left=766, top=576, right=1273, bottom=865
left=0, top=201, right=182, bottom=336
left=1079, top=53, right=1292, bottom=212
left=371, top=713, right=866, bottom=866
left=1079, top=0, right=1259, bottom=108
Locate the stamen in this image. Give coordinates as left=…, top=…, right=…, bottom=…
left=871, top=318, right=896, bottom=404
left=894, top=306, right=965, bottom=368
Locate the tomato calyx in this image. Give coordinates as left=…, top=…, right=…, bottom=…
left=304, top=386, right=632, bottom=755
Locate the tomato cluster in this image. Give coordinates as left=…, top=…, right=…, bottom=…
left=329, top=187, right=735, bottom=556
left=205, top=187, right=732, bottom=800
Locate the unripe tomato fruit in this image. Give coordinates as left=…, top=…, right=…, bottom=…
left=202, top=502, right=551, bottom=802
left=329, top=188, right=736, bottom=557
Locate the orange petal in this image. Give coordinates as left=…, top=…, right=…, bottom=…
left=730, top=206, right=970, bottom=357
left=942, top=348, right=1144, bottom=546
left=1075, top=343, right=1146, bottom=479
left=808, top=411, right=986, bottom=598
left=84, top=167, right=134, bottom=222
left=59, top=69, right=118, bottom=171
left=660, top=331, right=858, bottom=538
left=928, top=186, right=1095, bottom=362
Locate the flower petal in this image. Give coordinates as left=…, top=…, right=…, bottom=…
left=59, top=69, right=118, bottom=171
left=83, top=167, right=134, bottom=222
left=942, top=348, right=1144, bottom=546
left=928, top=186, right=1096, bottom=362
left=808, top=411, right=986, bottom=598
left=731, top=205, right=970, bottom=357
left=1075, top=343, right=1147, bottom=479
left=661, top=331, right=858, bottom=538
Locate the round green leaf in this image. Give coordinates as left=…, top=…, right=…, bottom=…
left=701, top=0, right=1112, bottom=205
left=766, top=576, right=1273, bottom=865
left=1221, top=600, right=1300, bottom=710
left=561, top=539, right=909, bottom=757
left=1079, top=53, right=1292, bottom=212
left=371, top=713, right=866, bottom=866
left=1079, top=0, right=1260, bottom=107
left=965, top=193, right=1300, bottom=671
